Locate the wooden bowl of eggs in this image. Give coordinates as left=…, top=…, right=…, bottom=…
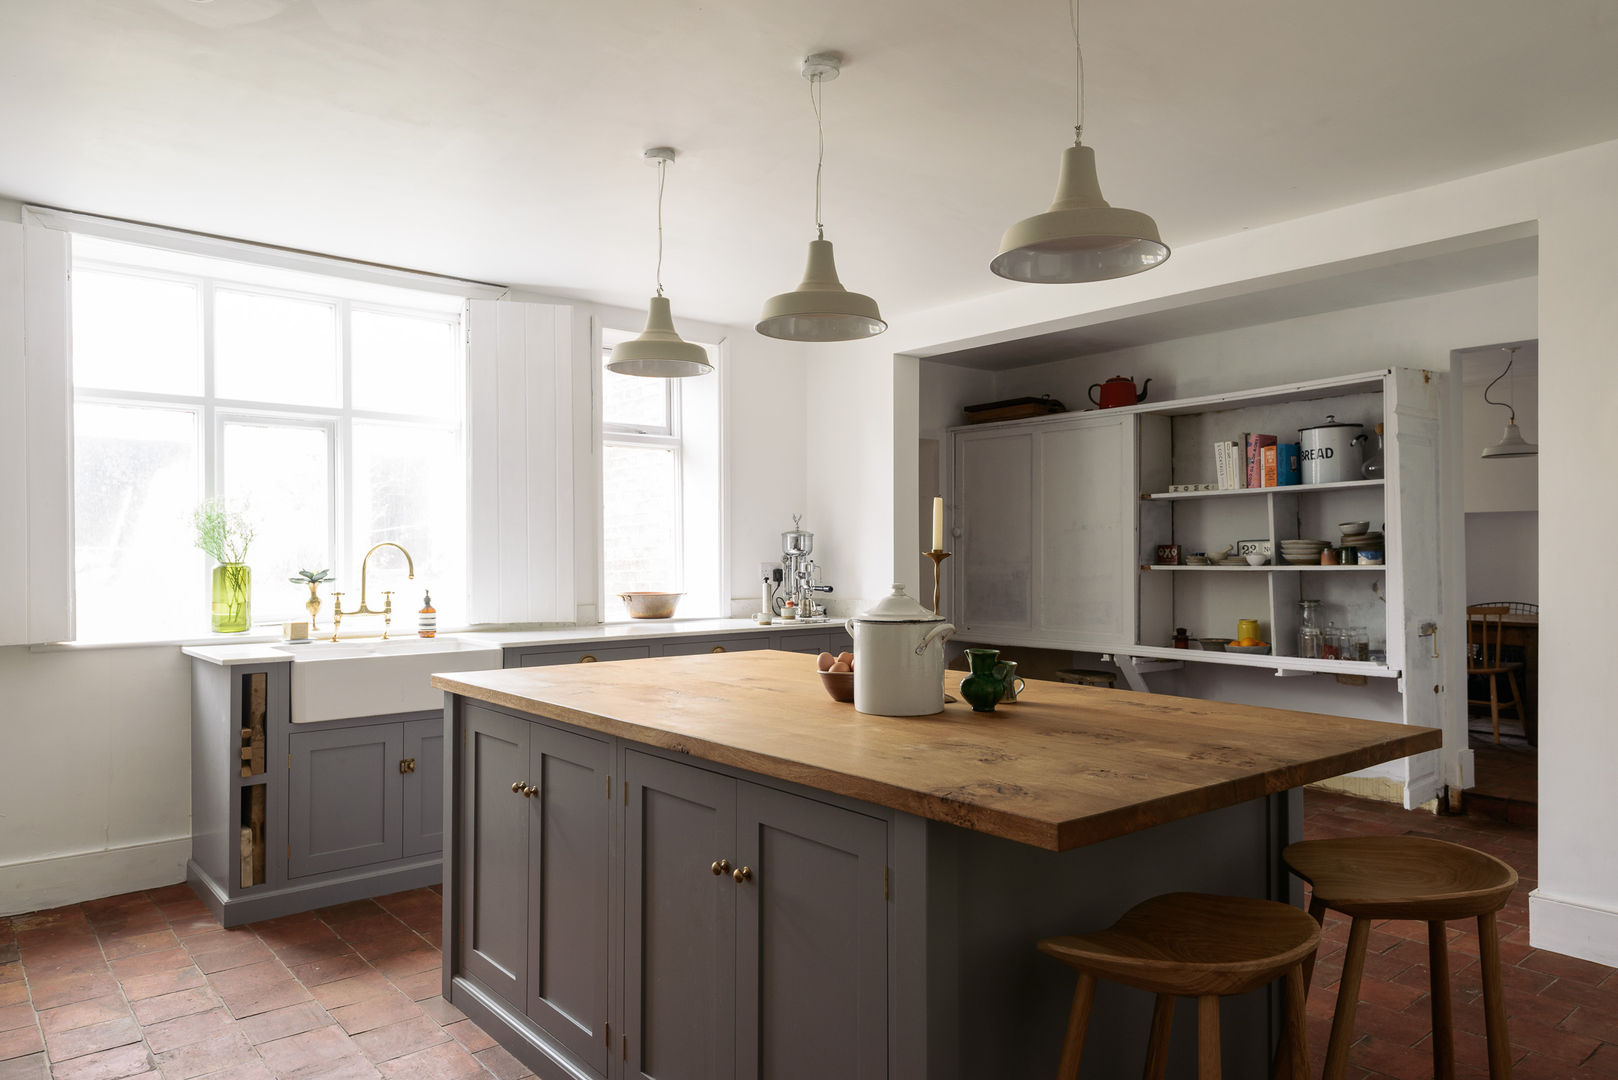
left=816, top=650, right=856, bottom=702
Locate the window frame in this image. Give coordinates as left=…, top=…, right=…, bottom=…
left=68, top=247, right=469, bottom=638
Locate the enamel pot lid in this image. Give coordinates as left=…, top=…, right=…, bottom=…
left=853, top=584, right=944, bottom=623
left=1298, top=414, right=1364, bottom=432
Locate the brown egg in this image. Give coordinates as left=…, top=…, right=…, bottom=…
left=836, top=651, right=854, bottom=667
left=829, top=660, right=852, bottom=673
left=816, top=651, right=835, bottom=672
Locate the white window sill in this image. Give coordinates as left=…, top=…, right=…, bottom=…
left=30, top=624, right=485, bottom=653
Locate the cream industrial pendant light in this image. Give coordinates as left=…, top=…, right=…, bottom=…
left=756, top=53, right=887, bottom=342
left=607, top=147, right=712, bottom=378
left=1480, top=346, right=1538, bottom=459
left=991, top=0, right=1169, bottom=283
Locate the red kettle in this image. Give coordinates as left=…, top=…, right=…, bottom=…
left=1088, top=375, right=1152, bottom=409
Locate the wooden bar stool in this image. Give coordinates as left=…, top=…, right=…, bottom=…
left=1038, top=892, right=1319, bottom=1080
left=1284, top=836, right=1518, bottom=1080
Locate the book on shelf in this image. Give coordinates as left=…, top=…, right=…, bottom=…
left=1244, top=433, right=1278, bottom=488
left=1277, top=442, right=1301, bottom=486
left=1212, top=440, right=1243, bottom=490
left=1261, top=444, right=1279, bottom=487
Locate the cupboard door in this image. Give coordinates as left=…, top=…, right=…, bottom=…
left=288, top=724, right=402, bottom=878
left=526, top=724, right=612, bottom=1073
left=401, top=717, right=444, bottom=858
left=955, top=430, right=1035, bottom=633
left=1036, top=416, right=1135, bottom=644
left=734, top=786, right=888, bottom=1080
left=458, top=705, right=530, bottom=1009
left=625, top=752, right=736, bottom=1080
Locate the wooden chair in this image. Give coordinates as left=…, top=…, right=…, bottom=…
left=1038, top=892, right=1319, bottom=1080
left=1473, top=600, right=1538, bottom=615
left=1284, top=836, right=1518, bottom=1080
left=1467, top=604, right=1526, bottom=743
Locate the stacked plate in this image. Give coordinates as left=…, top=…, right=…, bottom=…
left=1278, top=538, right=1331, bottom=565
left=1339, top=530, right=1384, bottom=548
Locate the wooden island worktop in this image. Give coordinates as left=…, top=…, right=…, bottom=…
left=434, top=649, right=1441, bottom=1080
left=432, top=648, right=1439, bottom=851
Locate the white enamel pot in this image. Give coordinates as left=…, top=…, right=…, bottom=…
left=845, top=584, right=955, bottom=716
left=1298, top=415, right=1367, bottom=484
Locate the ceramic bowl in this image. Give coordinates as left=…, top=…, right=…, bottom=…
left=1226, top=642, right=1271, bottom=655
left=1338, top=520, right=1370, bottom=535
left=618, top=591, right=684, bottom=619
left=1198, top=637, right=1228, bottom=652
left=818, top=670, right=855, bottom=703
left=1244, top=553, right=1269, bottom=566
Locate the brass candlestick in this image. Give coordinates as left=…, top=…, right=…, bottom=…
left=923, top=549, right=952, bottom=614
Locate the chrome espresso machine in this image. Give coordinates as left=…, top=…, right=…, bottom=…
left=774, top=515, right=833, bottom=619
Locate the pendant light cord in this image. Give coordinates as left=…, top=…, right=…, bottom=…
left=1482, top=346, right=1519, bottom=424
left=810, top=72, right=825, bottom=239
left=1070, top=0, right=1085, bottom=144
left=654, top=156, right=666, bottom=297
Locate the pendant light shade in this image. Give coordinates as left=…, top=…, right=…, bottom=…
left=1478, top=345, right=1536, bottom=459
left=756, top=238, right=886, bottom=341
left=991, top=143, right=1169, bottom=283
left=756, top=53, right=886, bottom=342
left=607, top=295, right=712, bottom=377
left=606, top=147, right=711, bottom=378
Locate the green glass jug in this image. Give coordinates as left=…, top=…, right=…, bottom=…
left=959, top=648, right=1012, bottom=713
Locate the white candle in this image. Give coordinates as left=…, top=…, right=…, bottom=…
left=931, top=496, right=944, bottom=552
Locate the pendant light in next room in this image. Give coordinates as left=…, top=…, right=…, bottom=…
left=756, top=53, right=887, bottom=342
left=607, top=147, right=712, bottom=378
left=1480, top=346, right=1538, bottom=459
left=990, top=0, right=1169, bottom=283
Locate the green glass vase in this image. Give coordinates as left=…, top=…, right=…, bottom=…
left=211, top=563, right=252, bottom=633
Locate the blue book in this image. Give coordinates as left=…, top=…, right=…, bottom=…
left=1277, top=443, right=1302, bottom=486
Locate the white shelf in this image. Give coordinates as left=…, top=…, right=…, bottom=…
left=1142, top=478, right=1385, bottom=501
left=1143, top=564, right=1385, bottom=572
left=1110, top=644, right=1400, bottom=679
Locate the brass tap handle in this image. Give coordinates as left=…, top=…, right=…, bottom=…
left=711, top=859, right=731, bottom=876
left=329, top=594, right=344, bottom=642
left=732, top=865, right=753, bottom=884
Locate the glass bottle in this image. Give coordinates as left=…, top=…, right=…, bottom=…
left=1297, top=600, right=1322, bottom=659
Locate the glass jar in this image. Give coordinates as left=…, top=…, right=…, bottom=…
left=1297, top=600, right=1322, bottom=659
left=1322, top=620, right=1342, bottom=660
left=1351, top=626, right=1370, bottom=662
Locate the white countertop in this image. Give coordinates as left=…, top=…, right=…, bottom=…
left=182, top=617, right=844, bottom=666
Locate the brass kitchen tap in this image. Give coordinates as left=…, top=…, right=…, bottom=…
left=328, top=543, right=415, bottom=641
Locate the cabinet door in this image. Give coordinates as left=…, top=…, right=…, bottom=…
left=516, top=644, right=655, bottom=666
left=288, top=724, right=402, bottom=878
left=625, top=752, right=736, bottom=1080
left=1036, top=415, right=1135, bottom=645
left=734, top=786, right=888, bottom=1080
left=458, top=705, right=531, bottom=1009
left=526, top=724, right=612, bottom=1072
left=954, top=430, right=1035, bottom=634
left=401, top=717, right=444, bottom=858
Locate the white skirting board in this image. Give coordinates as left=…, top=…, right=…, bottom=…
left=0, top=836, right=189, bottom=916
left=1529, top=889, right=1618, bottom=967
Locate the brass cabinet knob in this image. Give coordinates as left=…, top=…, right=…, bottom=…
left=710, top=646, right=726, bottom=654
left=511, top=781, right=525, bottom=793
left=711, top=859, right=731, bottom=876
left=732, top=865, right=753, bottom=883
left=579, top=654, right=598, bottom=663
left=523, top=784, right=537, bottom=798
left=399, top=758, right=416, bottom=774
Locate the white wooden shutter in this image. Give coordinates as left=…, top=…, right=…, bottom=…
left=0, top=213, right=74, bottom=645
left=465, top=298, right=575, bottom=624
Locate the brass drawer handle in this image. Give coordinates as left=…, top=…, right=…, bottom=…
left=512, top=781, right=535, bottom=796
left=732, top=865, right=753, bottom=884
left=399, top=758, right=416, bottom=774
left=711, top=859, right=731, bottom=876
left=710, top=645, right=726, bottom=654
left=579, top=654, right=598, bottom=663
left=511, top=781, right=525, bottom=794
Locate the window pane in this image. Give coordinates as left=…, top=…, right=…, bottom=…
left=602, top=362, right=670, bottom=430
left=215, top=289, right=338, bottom=406
left=74, top=403, right=199, bottom=640
left=352, top=309, right=459, bottom=416
left=72, top=269, right=201, bottom=394
left=352, top=422, right=464, bottom=625
left=602, top=444, right=679, bottom=599
left=221, top=422, right=332, bottom=622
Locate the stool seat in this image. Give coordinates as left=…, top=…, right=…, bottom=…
left=1040, top=892, right=1320, bottom=997
left=1285, top=835, right=1517, bottom=920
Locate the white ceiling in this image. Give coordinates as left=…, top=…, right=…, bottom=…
left=3, top=0, right=1616, bottom=328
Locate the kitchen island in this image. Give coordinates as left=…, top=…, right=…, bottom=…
left=433, top=650, right=1439, bottom=1080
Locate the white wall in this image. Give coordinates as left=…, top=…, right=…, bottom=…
left=1464, top=512, right=1538, bottom=605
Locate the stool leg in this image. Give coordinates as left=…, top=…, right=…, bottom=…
left=1324, top=916, right=1370, bottom=1080
left=1300, top=896, right=1327, bottom=989
left=1285, top=962, right=1311, bottom=1079
left=1428, top=920, right=1454, bottom=1080
left=1489, top=675, right=1501, bottom=743
left=1478, top=911, right=1513, bottom=1080
left=1143, top=994, right=1174, bottom=1080
left=1197, top=995, right=1221, bottom=1080
left=1055, top=971, right=1096, bottom=1080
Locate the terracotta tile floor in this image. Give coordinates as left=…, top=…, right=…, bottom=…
left=0, top=884, right=533, bottom=1080
left=2, top=783, right=1611, bottom=1078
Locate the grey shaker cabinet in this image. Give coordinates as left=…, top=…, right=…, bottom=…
left=458, top=703, right=613, bottom=1074
left=288, top=717, right=442, bottom=879
left=624, top=750, right=888, bottom=1080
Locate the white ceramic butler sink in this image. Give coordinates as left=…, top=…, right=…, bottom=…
left=270, top=636, right=502, bottom=723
